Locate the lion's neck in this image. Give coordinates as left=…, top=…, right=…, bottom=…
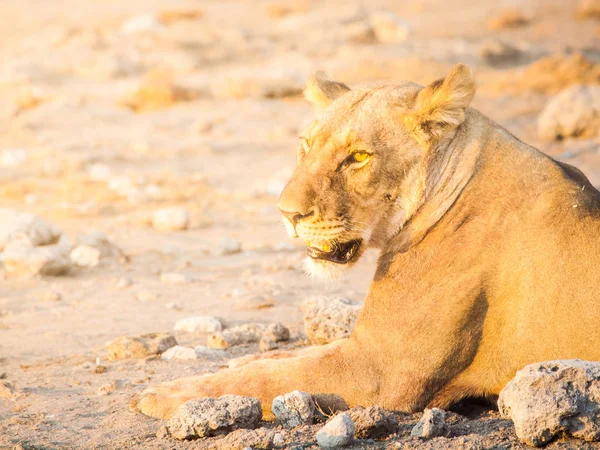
left=389, top=112, right=486, bottom=254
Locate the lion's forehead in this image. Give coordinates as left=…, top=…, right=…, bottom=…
left=305, top=82, right=421, bottom=147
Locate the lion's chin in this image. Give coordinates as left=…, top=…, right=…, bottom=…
left=302, top=256, right=349, bottom=281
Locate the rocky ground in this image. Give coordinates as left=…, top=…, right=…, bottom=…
left=0, top=0, right=599, bottom=448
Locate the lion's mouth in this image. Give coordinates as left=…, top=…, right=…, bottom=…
left=306, top=239, right=363, bottom=264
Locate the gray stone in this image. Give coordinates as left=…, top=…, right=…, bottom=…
left=410, top=408, right=448, bottom=438
left=0, top=209, right=62, bottom=251
left=174, top=316, right=223, bottom=333
left=499, top=360, right=600, bottom=447
left=264, top=323, right=290, bottom=342
left=302, top=297, right=362, bottom=345
left=272, top=390, right=315, bottom=428
left=316, top=412, right=355, bottom=448
left=208, top=323, right=265, bottom=349
left=3, top=234, right=71, bottom=276
left=167, top=395, right=262, bottom=440
left=348, top=406, right=398, bottom=439
left=70, top=244, right=101, bottom=267
left=538, top=85, right=600, bottom=140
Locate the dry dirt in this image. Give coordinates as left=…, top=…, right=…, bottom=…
left=0, top=0, right=599, bottom=449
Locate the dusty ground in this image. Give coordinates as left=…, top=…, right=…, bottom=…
left=0, top=0, right=599, bottom=448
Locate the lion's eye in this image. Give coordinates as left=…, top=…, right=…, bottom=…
left=351, top=152, right=370, bottom=163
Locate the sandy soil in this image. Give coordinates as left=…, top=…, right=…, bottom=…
left=0, top=0, right=599, bottom=448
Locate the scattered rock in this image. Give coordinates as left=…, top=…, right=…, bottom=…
left=208, top=324, right=265, bottom=349
left=272, top=390, right=315, bottom=428
left=152, top=207, right=190, bottom=232
left=106, top=333, right=177, bottom=360
left=272, top=432, right=285, bottom=446
left=488, top=8, right=529, bottom=30
left=120, top=14, right=162, bottom=34
left=206, top=427, right=276, bottom=449
left=263, top=323, right=290, bottom=342
left=77, top=231, right=121, bottom=258
left=576, top=0, right=600, bottom=20
left=94, top=364, right=107, bottom=374
left=369, top=10, right=410, bottom=43
left=70, top=244, right=101, bottom=267
left=215, top=237, right=242, bottom=256
left=348, top=406, right=398, bottom=439
left=258, top=335, right=278, bottom=352
left=160, top=272, right=190, bottom=284
left=479, top=39, right=523, bottom=66
left=3, top=234, right=72, bottom=277
left=507, top=53, right=600, bottom=95
left=167, top=395, right=262, bottom=440
left=161, top=345, right=198, bottom=360
left=302, top=297, right=362, bottom=345
left=499, top=360, right=600, bottom=447
left=174, top=316, right=223, bottom=333
left=537, top=84, right=600, bottom=140
left=208, top=322, right=289, bottom=349
left=411, top=408, right=448, bottom=438
left=0, top=149, right=27, bottom=168
left=0, top=380, right=16, bottom=398
left=316, top=412, right=355, bottom=448
left=121, top=68, right=201, bottom=112
left=0, top=209, right=62, bottom=251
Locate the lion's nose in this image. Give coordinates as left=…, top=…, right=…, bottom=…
left=278, top=208, right=314, bottom=227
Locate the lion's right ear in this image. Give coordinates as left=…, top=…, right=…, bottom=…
left=304, top=71, right=350, bottom=110
left=405, top=64, right=475, bottom=146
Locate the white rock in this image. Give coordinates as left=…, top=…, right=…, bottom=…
left=272, top=390, right=315, bottom=428
left=369, top=11, right=410, bottom=43
left=302, top=297, right=362, bottom=345
left=0, top=149, right=27, bottom=167
left=152, top=207, right=190, bottom=232
left=3, top=234, right=71, bottom=277
left=0, top=209, right=62, bottom=251
left=499, top=360, right=600, bottom=447
left=410, top=408, right=447, bottom=438
left=77, top=231, right=119, bottom=258
left=538, top=85, right=600, bottom=140
left=316, top=412, right=355, bottom=448
left=161, top=345, right=198, bottom=360
left=174, top=316, right=223, bottom=333
left=116, top=277, right=132, bottom=289
left=120, top=14, right=161, bottom=34
left=160, top=272, right=190, bottom=284
left=70, top=244, right=101, bottom=267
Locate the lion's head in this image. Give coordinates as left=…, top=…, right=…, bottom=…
left=278, top=64, right=476, bottom=278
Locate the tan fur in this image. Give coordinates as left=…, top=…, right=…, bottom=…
left=132, top=64, right=600, bottom=421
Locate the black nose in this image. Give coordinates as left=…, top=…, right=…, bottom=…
left=278, top=208, right=314, bottom=226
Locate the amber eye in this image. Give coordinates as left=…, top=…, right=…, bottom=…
left=351, top=152, right=370, bottom=163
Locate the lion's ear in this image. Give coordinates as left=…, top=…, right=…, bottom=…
left=304, top=71, right=351, bottom=110
left=406, top=64, right=475, bottom=145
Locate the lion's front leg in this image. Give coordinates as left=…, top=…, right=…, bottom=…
left=131, top=339, right=371, bottom=420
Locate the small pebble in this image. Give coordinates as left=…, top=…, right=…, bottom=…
left=272, top=390, right=315, bottom=428
left=152, top=207, right=189, bottom=232
left=410, top=408, right=448, bottom=438
left=70, top=244, right=101, bottom=268
left=136, top=289, right=158, bottom=302
left=160, top=272, right=190, bottom=284
left=174, top=316, right=223, bottom=333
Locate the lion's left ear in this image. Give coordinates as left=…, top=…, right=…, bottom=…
left=304, top=71, right=351, bottom=110
left=406, top=64, right=475, bottom=145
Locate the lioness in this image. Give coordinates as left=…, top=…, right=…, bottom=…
left=133, top=64, right=600, bottom=420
